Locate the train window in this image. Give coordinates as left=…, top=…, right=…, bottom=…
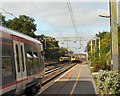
left=2, top=45, right=12, bottom=77
left=33, top=52, right=39, bottom=71
left=21, top=45, right=25, bottom=72
left=16, top=44, right=20, bottom=72
left=26, top=52, right=34, bottom=76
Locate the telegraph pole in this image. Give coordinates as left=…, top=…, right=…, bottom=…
left=99, top=0, right=119, bottom=70
left=109, top=0, right=119, bottom=70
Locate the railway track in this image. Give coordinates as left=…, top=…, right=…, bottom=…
left=36, top=63, right=76, bottom=95
left=42, top=63, right=76, bottom=86
left=45, top=66, right=62, bottom=75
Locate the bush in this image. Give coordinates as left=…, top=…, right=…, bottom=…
left=97, top=70, right=120, bottom=95
left=93, top=64, right=101, bottom=72
left=101, top=64, right=111, bottom=71
left=92, top=57, right=111, bottom=72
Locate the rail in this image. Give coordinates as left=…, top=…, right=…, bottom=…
left=42, top=63, right=76, bottom=86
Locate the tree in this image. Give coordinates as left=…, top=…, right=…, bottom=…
left=118, top=26, right=120, bottom=44
left=36, top=35, right=70, bottom=59
left=36, top=35, right=59, bottom=50
left=86, top=31, right=111, bottom=71
left=58, top=47, right=70, bottom=56
left=0, top=14, right=6, bottom=26
left=118, top=26, right=120, bottom=65
left=6, top=15, right=36, bottom=37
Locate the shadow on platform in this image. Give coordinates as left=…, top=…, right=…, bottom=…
left=40, top=80, right=96, bottom=96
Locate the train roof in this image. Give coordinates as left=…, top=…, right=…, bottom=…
left=0, top=26, right=42, bottom=44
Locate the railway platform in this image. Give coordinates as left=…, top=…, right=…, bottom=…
left=39, top=63, right=98, bottom=95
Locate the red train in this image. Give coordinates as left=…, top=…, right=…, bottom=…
left=0, top=26, right=45, bottom=95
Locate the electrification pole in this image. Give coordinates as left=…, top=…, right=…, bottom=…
left=90, top=40, right=93, bottom=56
left=98, top=37, right=101, bottom=57
left=93, top=37, right=96, bottom=58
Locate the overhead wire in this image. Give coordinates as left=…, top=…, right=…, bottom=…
left=67, top=0, right=83, bottom=49
left=31, top=2, right=59, bottom=36
left=66, top=0, right=78, bottom=36
left=0, top=8, right=17, bottom=18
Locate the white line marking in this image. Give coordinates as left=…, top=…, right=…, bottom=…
left=38, top=65, right=77, bottom=94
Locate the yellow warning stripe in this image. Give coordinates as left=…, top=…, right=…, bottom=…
left=70, top=65, right=82, bottom=95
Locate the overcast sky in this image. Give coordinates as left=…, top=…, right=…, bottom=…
left=1, top=1, right=111, bottom=52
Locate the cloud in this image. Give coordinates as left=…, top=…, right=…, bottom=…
left=1, top=2, right=109, bottom=27
left=1, top=2, right=110, bottom=51
left=32, top=2, right=109, bottom=28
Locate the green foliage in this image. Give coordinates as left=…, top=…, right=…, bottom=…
left=118, top=26, right=120, bottom=47
left=6, top=15, right=36, bottom=37
left=86, top=31, right=111, bottom=71
left=100, top=33, right=110, bottom=54
left=58, top=47, right=70, bottom=56
left=96, top=31, right=108, bottom=40
left=0, top=14, right=6, bottom=26
left=92, top=56, right=111, bottom=72
left=36, top=35, right=70, bottom=59
left=118, top=26, right=120, bottom=64
left=97, top=70, right=120, bottom=95
left=93, top=64, right=101, bottom=72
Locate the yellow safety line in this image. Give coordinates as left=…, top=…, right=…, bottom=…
left=70, top=65, right=82, bottom=96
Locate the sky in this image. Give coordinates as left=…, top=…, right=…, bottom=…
left=1, top=0, right=111, bottom=52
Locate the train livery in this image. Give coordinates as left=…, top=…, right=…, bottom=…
left=59, top=57, right=70, bottom=62
left=65, top=53, right=88, bottom=64
left=70, top=56, right=82, bottom=63
left=0, top=26, right=45, bottom=95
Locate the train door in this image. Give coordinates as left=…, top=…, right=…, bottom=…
left=19, top=42, right=27, bottom=91
left=13, top=41, right=27, bottom=94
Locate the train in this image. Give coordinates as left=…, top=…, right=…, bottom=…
left=64, top=53, right=88, bottom=64
left=59, top=55, right=82, bottom=63
left=59, top=57, right=70, bottom=62
left=0, top=26, right=45, bottom=95
left=70, top=55, right=82, bottom=63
